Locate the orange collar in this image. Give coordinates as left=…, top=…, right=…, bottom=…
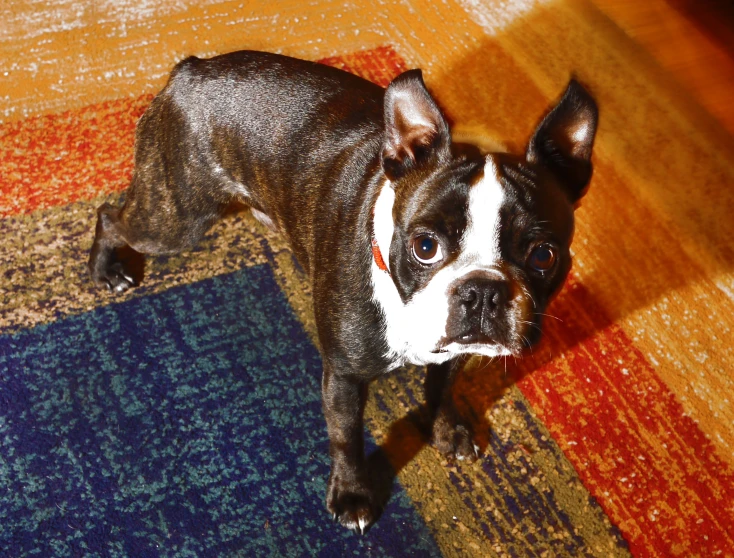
left=371, top=237, right=390, bottom=275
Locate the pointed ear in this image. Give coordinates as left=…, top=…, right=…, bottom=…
left=526, top=79, right=598, bottom=203
left=382, top=69, right=451, bottom=180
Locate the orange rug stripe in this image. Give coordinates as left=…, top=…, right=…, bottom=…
left=515, top=278, right=734, bottom=556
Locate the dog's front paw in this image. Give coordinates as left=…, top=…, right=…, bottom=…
left=326, top=472, right=379, bottom=534
left=430, top=416, right=480, bottom=463
left=93, top=261, right=136, bottom=293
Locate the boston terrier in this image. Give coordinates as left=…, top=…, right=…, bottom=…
left=89, top=50, right=598, bottom=534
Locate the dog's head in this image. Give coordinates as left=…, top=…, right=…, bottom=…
left=372, top=70, right=598, bottom=365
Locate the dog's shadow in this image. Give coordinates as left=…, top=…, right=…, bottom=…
left=362, top=356, right=519, bottom=525
left=364, top=410, right=424, bottom=518
left=363, top=404, right=439, bottom=526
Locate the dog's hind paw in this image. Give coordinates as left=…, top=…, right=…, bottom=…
left=96, top=262, right=136, bottom=293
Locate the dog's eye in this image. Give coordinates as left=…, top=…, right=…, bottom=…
left=412, top=234, right=443, bottom=264
left=528, top=244, right=557, bottom=273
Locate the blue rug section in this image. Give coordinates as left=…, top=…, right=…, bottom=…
left=0, top=266, right=441, bottom=557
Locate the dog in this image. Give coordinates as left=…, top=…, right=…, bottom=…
left=89, top=50, right=598, bottom=534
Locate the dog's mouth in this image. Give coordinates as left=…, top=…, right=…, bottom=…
left=453, top=332, right=496, bottom=345
left=431, top=333, right=514, bottom=357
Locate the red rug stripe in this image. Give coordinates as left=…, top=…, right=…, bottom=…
left=0, top=96, right=149, bottom=217
left=516, top=278, right=734, bottom=556
left=0, top=46, right=405, bottom=219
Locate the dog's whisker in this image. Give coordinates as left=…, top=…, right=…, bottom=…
left=520, top=284, right=538, bottom=309
left=537, top=312, right=563, bottom=322
left=520, top=335, right=534, bottom=355
left=518, top=319, right=542, bottom=332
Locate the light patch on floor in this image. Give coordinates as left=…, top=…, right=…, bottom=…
left=458, top=0, right=549, bottom=35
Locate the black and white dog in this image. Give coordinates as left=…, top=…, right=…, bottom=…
left=89, top=51, right=598, bottom=533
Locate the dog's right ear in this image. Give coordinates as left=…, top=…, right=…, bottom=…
left=382, top=70, right=450, bottom=180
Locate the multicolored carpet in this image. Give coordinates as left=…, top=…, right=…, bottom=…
left=2, top=1, right=733, bottom=556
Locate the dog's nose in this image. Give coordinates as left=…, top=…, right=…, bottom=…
left=447, top=274, right=515, bottom=345
left=456, top=277, right=509, bottom=318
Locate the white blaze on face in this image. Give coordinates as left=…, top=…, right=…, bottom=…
left=461, top=157, right=504, bottom=267
left=370, top=156, right=509, bottom=368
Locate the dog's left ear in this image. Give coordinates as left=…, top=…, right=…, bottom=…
left=382, top=69, right=450, bottom=180
left=526, top=80, right=598, bottom=203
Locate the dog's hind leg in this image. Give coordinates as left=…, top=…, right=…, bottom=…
left=89, top=181, right=228, bottom=293
left=88, top=83, right=233, bottom=293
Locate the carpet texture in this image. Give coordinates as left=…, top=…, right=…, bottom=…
left=2, top=1, right=734, bottom=557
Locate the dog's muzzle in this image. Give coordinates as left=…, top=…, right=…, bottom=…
left=443, top=269, right=517, bottom=349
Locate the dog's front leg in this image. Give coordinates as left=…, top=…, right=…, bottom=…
left=425, top=357, right=479, bottom=462
left=321, top=362, right=377, bottom=534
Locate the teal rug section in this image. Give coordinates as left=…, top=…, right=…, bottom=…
left=0, top=265, right=441, bottom=557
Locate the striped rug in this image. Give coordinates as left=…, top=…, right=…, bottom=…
left=2, top=1, right=733, bottom=556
